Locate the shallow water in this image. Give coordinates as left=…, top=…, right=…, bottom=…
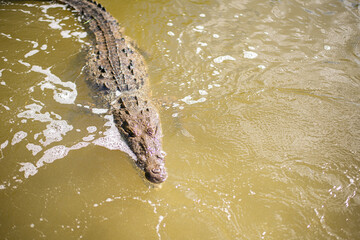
left=1, top=0, right=360, bottom=239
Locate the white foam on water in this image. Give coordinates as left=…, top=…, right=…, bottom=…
left=71, top=31, right=87, bottom=38
left=11, top=131, right=28, bottom=145
left=243, top=50, right=258, bottom=59
left=196, top=47, right=202, bottom=54
left=17, top=103, right=53, bottom=123
left=92, top=108, right=108, bottom=114
left=40, top=3, right=65, bottom=14
left=193, top=26, right=205, bottom=32
left=1, top=140, right=9, bottom=150
left=26, top=143, right=42, bottom=156
left=19, top=162, right=38, bottom=178
left=31, top=65, right=77, bottom=104
left=60, top=30, right=71, bottom=38
left=18, top=60, right=31, bottom=67
left=0, top=103, right=10, bottom=111
left=40, top=82, right=55, bottom=90
left=54, top=89, right=77, bottom=104
left=39, top=120, right=73, bottom=146
left=35, top=142, right=91, bottom=169
left=37, top=145, right=69, bottom=166
left=198, top=42, right=207, bottom=47
left=71, top=142, right=90, bottom=150
left=38, top=16, right=62, bottom=30
left=24, top=49, right=39, bottom=58
left=61, top=30, right=87, bottom=41
left=82, top=135, right=95, bottom=141
left=181, top=95, right=207, bottom=105
left=1, top=33, right=12, bottom=39
left=156, top=215, right=165, bottom=240
left=212, top=70, right=220, bottom=75
left=213, top=55, right=236, bottom=63
left=87, top=126, right=97, bottom=133
left=199, top=90, right=208, bottom=95
left=38, top=3, right=87, bottom=43
left=18, top=116, right=136, bottom=179
left=30, top=41, right=38, bottom=48
left=92, top=115, right=136, bottom=160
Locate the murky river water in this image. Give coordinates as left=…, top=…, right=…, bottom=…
left=1, top=0, right=360, bottom=239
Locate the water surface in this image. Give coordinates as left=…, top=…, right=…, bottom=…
left=1, top=0, right=360, bottom=239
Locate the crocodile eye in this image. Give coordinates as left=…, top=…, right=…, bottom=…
left=146, top=127, right=154, bottom=136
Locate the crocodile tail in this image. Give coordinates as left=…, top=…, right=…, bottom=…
left=57, top=0, right=114, bottom=24
left=57, top=0, right=122, bottom=46
left=58, top=0, right=106, bottom=12
left=57, top=0, right=148, bottom=96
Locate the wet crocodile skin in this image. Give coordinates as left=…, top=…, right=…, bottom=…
left=58, top=0, right=167, bottom=183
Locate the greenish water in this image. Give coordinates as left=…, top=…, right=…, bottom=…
left=1, top=0, right=360, bottom=239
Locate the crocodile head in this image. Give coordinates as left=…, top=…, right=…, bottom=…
left=113, top=106, right=167, bottom=184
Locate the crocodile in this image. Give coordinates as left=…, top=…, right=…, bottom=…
left=56, top=0, right=167, bottom=183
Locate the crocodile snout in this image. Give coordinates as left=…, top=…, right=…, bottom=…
left=145, top=164, right=167, bottom=184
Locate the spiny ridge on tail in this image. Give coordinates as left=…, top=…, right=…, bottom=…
left=58, top=0, right=148, bottom=99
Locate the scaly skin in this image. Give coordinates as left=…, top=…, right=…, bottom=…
left=57, top=0, right=167, bottom=183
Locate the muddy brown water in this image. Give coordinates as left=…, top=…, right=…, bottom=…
left=0, top=0, right=360, bottom=239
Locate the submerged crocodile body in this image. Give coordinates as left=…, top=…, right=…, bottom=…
left=57, top=0, right=167, bottom=183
